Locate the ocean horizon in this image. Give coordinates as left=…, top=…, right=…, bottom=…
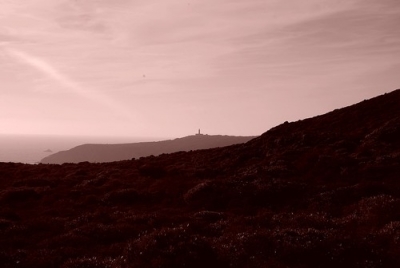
left=0, top=134, right=163, bottom=164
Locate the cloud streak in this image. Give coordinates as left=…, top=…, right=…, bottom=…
left=1, top=0, right=399, bottom=137
left=4, top=46, right=135, bottom=121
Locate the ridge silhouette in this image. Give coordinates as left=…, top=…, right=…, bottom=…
left=40, top=134, right=256, bottom=164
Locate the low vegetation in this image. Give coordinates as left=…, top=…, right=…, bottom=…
left=0, top=89, right=399, bottom=267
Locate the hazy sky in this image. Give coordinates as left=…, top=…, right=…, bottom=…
left=1, top=0, right=399, bottom=138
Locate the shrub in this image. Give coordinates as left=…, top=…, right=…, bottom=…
left=138, top=165, right=166, bottom=179
left=125, top=225, right=219, bottom=268
left=102, top=188, right=140, bottom=205
left=61, top=256, right=127, bottom=268
left=0, top=188, right=41, bottom=203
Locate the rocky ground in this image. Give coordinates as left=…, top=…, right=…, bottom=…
left=1, top=89, right=400, bottom=267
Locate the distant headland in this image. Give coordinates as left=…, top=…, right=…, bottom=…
left=41, top=134, right=256, bottom=164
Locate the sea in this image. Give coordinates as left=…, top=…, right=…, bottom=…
left=0, top=134, right=160, bottom=164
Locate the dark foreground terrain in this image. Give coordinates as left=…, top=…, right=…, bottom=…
left=1, top=89, right=400, bottom=267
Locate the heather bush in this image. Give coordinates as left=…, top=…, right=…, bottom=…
left=138, top=164, right=166, bottom=179
left=125, top=225, right=218, bottom=268
left=61, top=255, right=127, bottom=268
left=12, top=178, right=55, bottom=188
left=183, top=181, right=217, bottom=207
left=0, top=187, right=41, bottom=203
left=102, top=188, right=140, bottom=205
left=0, top=249, right=27, bottom=268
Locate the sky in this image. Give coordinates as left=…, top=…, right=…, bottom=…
left=1, top=0, right=399, bottom=139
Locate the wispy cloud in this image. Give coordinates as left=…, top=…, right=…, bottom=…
left=1, top=0, right=399, bottom=137
left=4, top=46, right=135, bottom=120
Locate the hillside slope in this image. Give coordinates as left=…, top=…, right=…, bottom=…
left=1, top=89, right=400, bottom=267
left=41, top=135, right=255, bottom=164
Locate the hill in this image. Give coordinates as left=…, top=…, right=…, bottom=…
left=0, top=89, right=400, bottom=267
left=40, top=134, right=256, bottom=164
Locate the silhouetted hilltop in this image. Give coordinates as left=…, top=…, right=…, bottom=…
left=1, top=89, right=400, bottom=267
left=40, top=134, right=255, bottom=164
